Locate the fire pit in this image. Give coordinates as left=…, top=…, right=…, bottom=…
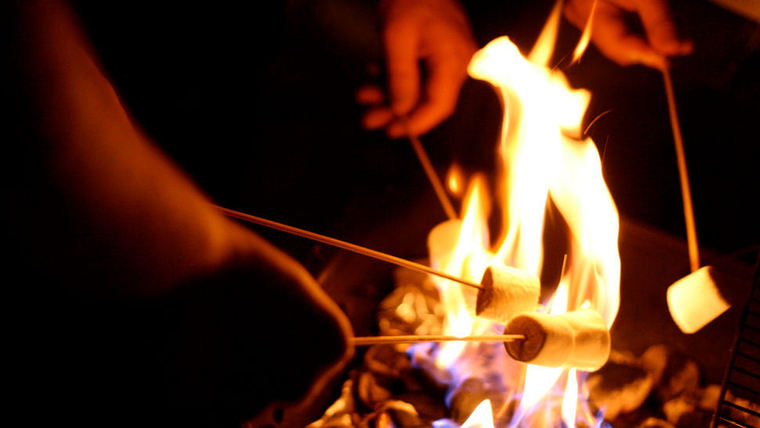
left=294, top=4, right=758, bottom=428
left=131, top=1, right=755, bottom=426
left=299, top=224, right=756, bottom=428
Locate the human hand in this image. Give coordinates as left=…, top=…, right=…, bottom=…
left=564, top=0, right=693, bottom=69
left=358, top=0, right=476, bottom=138
left=168, top=228, right=354, bottom=424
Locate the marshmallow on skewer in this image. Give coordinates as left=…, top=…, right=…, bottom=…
left=427, top=221, right=540, bottom=322
left=475, top=265, right=540, bottom=324
left=667, top=266, right=730, bottom=334
left=503, top=309, right=610, bottom=371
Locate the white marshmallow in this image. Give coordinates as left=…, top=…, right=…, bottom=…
left=667, top=266, right=729, bottom=334
left=475, top=265, right=540, bottom=323
left=503, top=309, right=610, bottom=371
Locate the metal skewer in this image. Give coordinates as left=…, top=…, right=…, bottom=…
left=216, top=206, right=482, bottom=290
left=350, top=334, right=525, bottom=346
left=401, top=118, right=458, bottom=221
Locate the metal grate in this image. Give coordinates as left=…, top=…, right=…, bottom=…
left=711, top=254, right=760, bottom=428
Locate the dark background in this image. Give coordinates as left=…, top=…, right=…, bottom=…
left=71, top=0, right=758, bottom=262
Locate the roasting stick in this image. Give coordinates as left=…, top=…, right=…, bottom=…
left=662, top=69, right=727, bottom=335
left=662, top=67, right=700, bottom=272
left=351, top=334, right=525, bottom=346
left=216, top=205, right=482, bottom=290
left=401, top=118, right=458, bottom=220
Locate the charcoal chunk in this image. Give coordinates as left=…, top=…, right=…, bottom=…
left=586, top=361, right=654, bottom=420
left=375, top=411, right=395, bottom=428
left=358, top=372, right=392, bottom=407
left=698, top=384, right=721, bottom=411
left=662, top=386, right=715, bottom=427
left=364, top=345, right=413, bottom=378
left=395, top=392, right=448, bottom=422
left=662, top=395, right=696, bottom=425
left=379, top=400, right=422, bottom=427
left=636, top=417, right=676, bottom=427
left=640, top=345, right=700, bottom=402
left=377, top=281, right=442, bottom=337
left=307, top=378, right=357, bottom=428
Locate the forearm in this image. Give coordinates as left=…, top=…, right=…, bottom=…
left=5, top=3, right=354, bottom=423
left=8, top=0, right=245, bottom=292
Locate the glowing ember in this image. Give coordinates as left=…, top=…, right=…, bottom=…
left=415, top=1, right=621, bottom=426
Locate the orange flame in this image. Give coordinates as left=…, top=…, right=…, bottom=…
left=423, top=1, right=620, bottom=425
left=571, top=0, right=598, bottom=64
left=462, top=400, right=496, bottom=428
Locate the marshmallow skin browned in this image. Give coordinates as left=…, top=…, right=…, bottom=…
left=503, top=309, right=610, bottom=371
left=475, top=265, right=540, bottom=324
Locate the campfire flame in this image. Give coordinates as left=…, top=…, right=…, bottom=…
left=417, top=2, right=621, bottom=426
left=462, top=400, right=496, bottom=428
left=447, top=163, right=465, bottom=197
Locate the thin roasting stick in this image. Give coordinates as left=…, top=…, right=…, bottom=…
left=401, top=118, right=458, bottom=220
left=216, top=206, right=482, bottom=290
left=662, top=68, right=700, bottom=272
left=350, top=334, right=525, bottom=346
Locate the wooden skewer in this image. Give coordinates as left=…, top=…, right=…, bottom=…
left=350, top=334, right=525, bottom=346
left=216, top=206, right=482, bottom=290
left=662, top=68, right=700, bottom=272
left=401, top=118, right=458, bottom=221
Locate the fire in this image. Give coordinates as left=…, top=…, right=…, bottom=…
left=462, top=400, right=496, bottom=428
left=447, top=163, right=465, bottom=197
left=418, top=1, right=621, bottom=426
left=426, top=175, right=494, bottom=368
